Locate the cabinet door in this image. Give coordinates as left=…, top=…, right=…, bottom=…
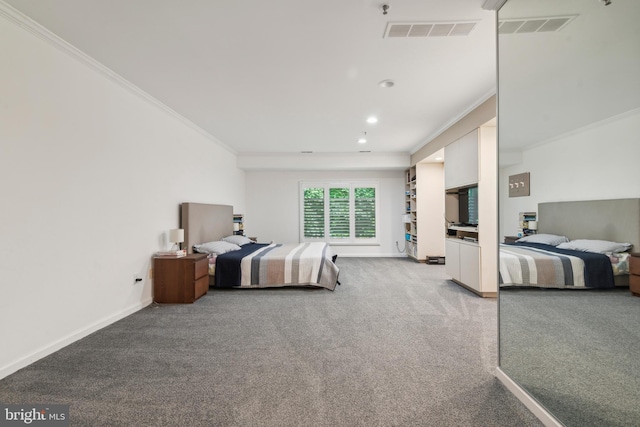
left=459, top=243, right=480, bottom=292
left=445, top=130, right=479, bottom=189
left=445, top=239, right=460, bottom=280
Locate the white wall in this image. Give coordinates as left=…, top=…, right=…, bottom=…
left=499, top=109, right=640, bottom=237
left=0, top=12, right=245, bottom=377
left=245, top=170, right=406, bottom=257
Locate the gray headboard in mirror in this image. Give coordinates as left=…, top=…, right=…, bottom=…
left=180, top=203, right=234, bottom=254
left=538, top=198, right=640, bottom=252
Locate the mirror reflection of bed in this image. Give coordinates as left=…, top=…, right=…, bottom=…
left=499, top=198, right=640, bottom=424
left=180, top=203, right=340, bottom=291
left=500, top=198, right=639, bottom=290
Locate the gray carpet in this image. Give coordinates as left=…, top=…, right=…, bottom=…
left=0, top=258, right=542, bottom=426
left=500, top=287, right=640, bottom=427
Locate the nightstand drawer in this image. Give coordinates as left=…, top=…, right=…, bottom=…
left=194, top=275, right=209, bottom=301
left=629, top=253, right=640, bottom=275
left=194, top=257, right=208, bottom=279
left=630, top=274, right=640, bottom=296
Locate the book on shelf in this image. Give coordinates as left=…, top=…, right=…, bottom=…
left=155, top=249, right=187, bottom=257
left=518, top=211, right=537, bottom=236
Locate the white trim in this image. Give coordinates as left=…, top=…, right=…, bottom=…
left=337, top=254, right=406, bottom=258
left=525, top=106, right=640, bottom=152
left=410, top=88, right=497, bottom=155
left=0, top=1, right=235, bottom=155
left=328, top=242, right=380, bottom=246
left=495, top=367, right=563, bottom=427
left=0, top=298, right=152, bottom=380
left=482, top=0, right=508, bottom=11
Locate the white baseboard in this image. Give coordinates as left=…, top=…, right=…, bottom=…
left=0, top=298, right=153, bottom=380
left=495, top=367, right=563, bottom=427
left=335, top=253, right=407, bottom=258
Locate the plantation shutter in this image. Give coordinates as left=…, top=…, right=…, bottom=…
left=300, top=181, right=378, bottom=244
left=355, top=187, right=376, bottom=238
left=329, top=188, right=350, bottom=238
left=303, top=187, right=325, bottom=238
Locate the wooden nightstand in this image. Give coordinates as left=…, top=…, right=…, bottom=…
left=504, top=236, right=520, bottom=244
left=629, top=252, right=640, bottom=297
left=153, top=253, right=209, bottom=303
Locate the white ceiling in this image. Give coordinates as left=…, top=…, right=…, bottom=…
left=498, top=0, right=640, bottom=153
left=3, top=0, right=497, bottom=155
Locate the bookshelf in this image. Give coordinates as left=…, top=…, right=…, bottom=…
left=233, top=214, right=245, bottom=236
left=404, top=163, right=445, bottom=262
left=518, top=211, right=537, bottom=237
left=404, top=166, right=418, bottom=259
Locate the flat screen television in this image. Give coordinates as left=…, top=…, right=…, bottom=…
left=458, top=186, right=478, bottom=226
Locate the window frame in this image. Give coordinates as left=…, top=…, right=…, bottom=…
left=299, top=181, right=380, bottom=245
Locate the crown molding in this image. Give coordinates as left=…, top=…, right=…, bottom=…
left=0, top=1, right=236, bottom=155
left=482, top=0, right=508, bottom=11
left=410, top=87, right=497, bottom=156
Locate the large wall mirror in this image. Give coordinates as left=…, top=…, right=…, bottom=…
left=497, top=0, right=640, bottom=426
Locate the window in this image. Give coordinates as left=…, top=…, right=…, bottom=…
left=300, top=182, right=379, bottom=244
left=303, top=187, right=324, bottom=238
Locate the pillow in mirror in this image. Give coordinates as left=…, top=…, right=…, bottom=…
left=515, top=234, right=569, bottom=246
left=556, top=239, right=632, bottom=254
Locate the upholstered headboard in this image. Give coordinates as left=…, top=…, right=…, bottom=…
left=180, top=203, right=234, bottom=254
left=538, top=198, right=640, bottom=251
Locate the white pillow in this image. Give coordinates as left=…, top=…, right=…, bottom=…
left=193, top=240, right=241, bottom=255
left=556, top=239, right=632, bottom=254
left=222, top=235, right=253, bottom=246
left=516, top=234, right=569, bottom=246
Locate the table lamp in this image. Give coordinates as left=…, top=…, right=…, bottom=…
left=169, top=229, right=184, bottom=251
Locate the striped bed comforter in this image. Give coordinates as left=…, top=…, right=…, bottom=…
left=215, top=242, right=340, bottom=290
left=499, top=242, right=615, bottom=289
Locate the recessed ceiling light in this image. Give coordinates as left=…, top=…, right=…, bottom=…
left=358, top=131, right=367, bottom=144
left=378, top=79, right=395, bottom=88
left=366, top=116, right=378, bottom=124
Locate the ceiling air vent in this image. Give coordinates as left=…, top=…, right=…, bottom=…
left=498, top=15, right=577, bottom=34
left=384, top=21, right=477, bottom=38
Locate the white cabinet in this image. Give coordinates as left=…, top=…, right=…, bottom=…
left=459, top=242, right=480, bottom=292
left=444, top=130, right=479, bottom=190
left=443, top=124, right=497, bottom=298
left=445, top=238, right=461, bottom=279
left=445, top=238, right=485, bottom=296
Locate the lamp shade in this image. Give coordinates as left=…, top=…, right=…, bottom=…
left=528, top=221, right=538, bottom=231
left=169, top=228, right=184, bottom=243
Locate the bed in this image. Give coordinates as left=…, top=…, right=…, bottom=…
left=499, top=198, right=640, bottom=289
left=180, top=203, right=340, bottom=291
